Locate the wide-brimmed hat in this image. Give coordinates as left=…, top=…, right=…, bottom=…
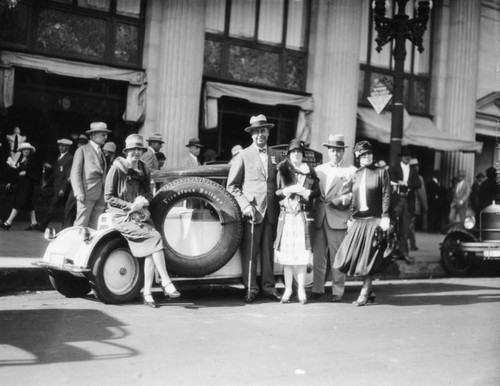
left=147, top=134, right=164, bottom=143
left=244, top=114, right=275, bottom=133
left=77, top=134, right=88, bottom=143
left=86, top=122, right=111, bottom=135
left=323, top=134, right=348, bottom=149
left=102, top=142, right=116, bottom=154
left=57, top=138, right=72, bottom=146
left=409, top=158, right=419, bottom=166
left=353, top=140, right=374, bottom=159
left=123, top=134, right=147, bottom=153
left=398, top=146, right=412, bottom=157
left=185, top=137, right=204, bottom=148
left=287, top=138, right=306, bottom=155
left=17, top=142, right=36, bottom=153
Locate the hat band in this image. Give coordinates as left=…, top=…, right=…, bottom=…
left=249, top=120, right=270, bottom=127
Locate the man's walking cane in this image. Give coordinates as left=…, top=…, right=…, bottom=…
left=247, top=219, right=255, bottom=301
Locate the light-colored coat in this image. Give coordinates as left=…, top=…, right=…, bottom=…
left=70, top=142, right=106, bottom=201
left=180, top=153, right=200, bottom=168
left=313, top=163, right=356, bottom=230
left=141, top=147, right=159, bottom=171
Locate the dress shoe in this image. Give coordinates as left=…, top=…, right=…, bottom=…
left=143, top=294, right=157, bottom=308
left=352, top=291, right=376, bottom=306
left=331, top=295, right=343, bottom=303
left=263, top=291, right=282, bottom=301
left=162, top=282, right=181, bottom=298
left=281, top=289, right=292, bottom=304
left=0, top=220, right=11, bottom=230
left=33, top=223, right=46, bottom=232
left=310, top=292, right=323, bottom=300
left=410, top=246, right=419, bottom=251
left=400, top=255, right=415, bottom=264
left=25, top=223, right=40, bottom=231
left=244, top=293, right=257, bottom=303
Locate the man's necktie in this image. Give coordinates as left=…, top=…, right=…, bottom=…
left=13, top=134, right=18, bottom=152
left=259, top=148, right=267, bottom=154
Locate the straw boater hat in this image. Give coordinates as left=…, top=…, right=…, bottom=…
left=123, top=134, right=147, bottom=153
left=86, top=122, right=111, bottom=135
left=147, top=134, right=164, bottom=143
left=102, top=142, right=116, bottom=154
left=17, top=142, right=36, bottom=153
left=244, top=114, right=275, bottom=133
left=185, top=137, right=204, bottom=148
left=323, top=134, right=348, bottom=149
left=57, top=138, right=72, bottom=146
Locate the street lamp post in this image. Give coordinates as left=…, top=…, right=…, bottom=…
left=372, top=0, right=432, bottom=167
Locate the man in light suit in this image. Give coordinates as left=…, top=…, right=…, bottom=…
left=449, top=169, right=471, bottom=224
left=180, top=137, right=203, bottom=168
left=70, top=122, right=110, bottom=228
left=227, top=114, right=282, bottom=303
left=35, top=138, right=74, bottom=231
left=141, top=134, right=161, bottom=172
left=312, top=134, right=356, bottom=302
left=389, top=146, right=422, bottom=264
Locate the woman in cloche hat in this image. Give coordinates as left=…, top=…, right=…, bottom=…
left=274, top=139, right=320, bottom=304
left=104, top=134, right=180, bottom=308
left=333, top=140, right=392, bottom=306
left=0, top=142, right=42, bottom=231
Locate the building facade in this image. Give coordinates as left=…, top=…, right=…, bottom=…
left=0, top=0, right=498, bottom=187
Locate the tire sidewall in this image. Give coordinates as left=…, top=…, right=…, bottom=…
left=440, top=231, right=476, bottom=276
left=151, top=177, right=242, bottom=277
left=48, top=270, right=91, bottom=298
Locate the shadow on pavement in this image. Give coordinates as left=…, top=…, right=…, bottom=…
left=0, top=309, right=138, bottom=365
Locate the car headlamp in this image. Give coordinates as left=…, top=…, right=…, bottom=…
left=464, top=216, right=475, bottom=230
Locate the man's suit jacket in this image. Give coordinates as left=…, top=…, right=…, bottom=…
left=54, top=152, right=73, bottom=196
left=180, top=154, right=200, bottom=168
left=313, top=163, right=356, bottom=230
left=227, top=145, right=281, bottom=225
left=141, top=147, right=159, bottom=171
left=70, top=142, right=106, bottom=201
left=451, top=180, right=471, bottom=208
left=389, top=163, right=421, bottom=213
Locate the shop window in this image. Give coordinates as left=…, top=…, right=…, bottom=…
left=204, top=0, right=310, bottom=92
left=359, top=0, right=433, bottom=114
left=0, top=0, right=145, bottom=68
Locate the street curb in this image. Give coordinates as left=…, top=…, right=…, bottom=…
left=0, top=268, right=51, bottom=292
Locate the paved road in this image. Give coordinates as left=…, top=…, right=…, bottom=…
left=0, top=278, right=499, bottom=386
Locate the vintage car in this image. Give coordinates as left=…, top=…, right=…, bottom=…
left=440, top=202, right=500, bottom=276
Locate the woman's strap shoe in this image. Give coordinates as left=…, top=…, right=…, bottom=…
left=162, top=282, right=181, bottom=299
left=143, top=294, right=157, bottom=308
left=0, top=220, right=11, bottom=230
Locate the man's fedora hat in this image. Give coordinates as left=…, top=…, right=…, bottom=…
left=287, top=138, right=306, bottom=155
left=57, top=138, right=73, bottom=146
left=353, top=140, right=374, bottom=159
left=86, top=121, right=111, bottom=135
left=398, top=146, right=412, bottom=157
left=323, top=134, right=348, bottom=149
left=123, top=134, right=147, bottom=153
left=103, top=142, right=116, bottom=154
left=147, top=134, right=164, bottom=143
left=244, top=114, right=275, bottom=133
left=17, top=142, right=36, bottom=153
left=185, top=137, right=204, bottom=148
left=77, top=134, right=88, bottom=143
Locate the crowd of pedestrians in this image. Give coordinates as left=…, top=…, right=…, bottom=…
left=0, top=116, right=498, bottom=308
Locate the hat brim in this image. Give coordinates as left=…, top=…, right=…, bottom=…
left=323, top=143, right=348, bottom=148
left=86, top=128, right=112, bottom=135
left=244, top=123, right=274, bottom=133
left=18, top=146, right=36, bottom=153
left=185, top=144, right=204, bottom=148
left=123, top=146, right=147, bottom=154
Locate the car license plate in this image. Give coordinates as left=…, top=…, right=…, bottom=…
left=50, top=253, right=65, bottom=267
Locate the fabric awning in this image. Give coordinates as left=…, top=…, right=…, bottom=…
left=357, top=107, right=483, bottom=153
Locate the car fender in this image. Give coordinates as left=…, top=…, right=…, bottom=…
left=440, top=228, right=478, bottom=251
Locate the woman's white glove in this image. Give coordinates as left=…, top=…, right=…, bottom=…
left=130, top=196, right=148, bottom=213
left=379, top=217, right=390, bottom=231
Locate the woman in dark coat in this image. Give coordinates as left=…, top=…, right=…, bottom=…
left=274, top=139, right=319, bottom=304
left=0, top=142, right=41, bottom=230
left=104, top=134, right=180, bottom=308
left=334, top=141, right=391, bottom=306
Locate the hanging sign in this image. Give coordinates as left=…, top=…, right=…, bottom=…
left=367, top=77, right=393, bottom=114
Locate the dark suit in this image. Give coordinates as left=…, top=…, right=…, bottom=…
left=70, top=142, right=107, bottom=228
left=40, top=152, right=73, bottom=228
left=312, top=162, right=356, bottom=296
left=227, top=145, right=281, bottom=295
left=426, top=178, right=448, bottom=232
left=389, top=163, right=421, bottom=257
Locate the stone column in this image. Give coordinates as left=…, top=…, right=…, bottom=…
left=307, top=0, right=363, bottom=165
left=441, top=0, right=481, bottom=187
left=143, top=0, right=206, bottom=167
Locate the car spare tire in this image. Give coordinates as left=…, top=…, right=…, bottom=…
left=151, top=177, right=242, bottom=277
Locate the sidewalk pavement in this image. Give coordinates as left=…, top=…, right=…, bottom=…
left=0, top=221, right=448, bottom=291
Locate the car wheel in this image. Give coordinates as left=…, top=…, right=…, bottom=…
left=48, top=270, right=91, bottom=298
left=151, top=176, right=243, bottom=277
left=440, top=231, right=478, bottom=277
left=89, top=237, right=143, bottom=304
